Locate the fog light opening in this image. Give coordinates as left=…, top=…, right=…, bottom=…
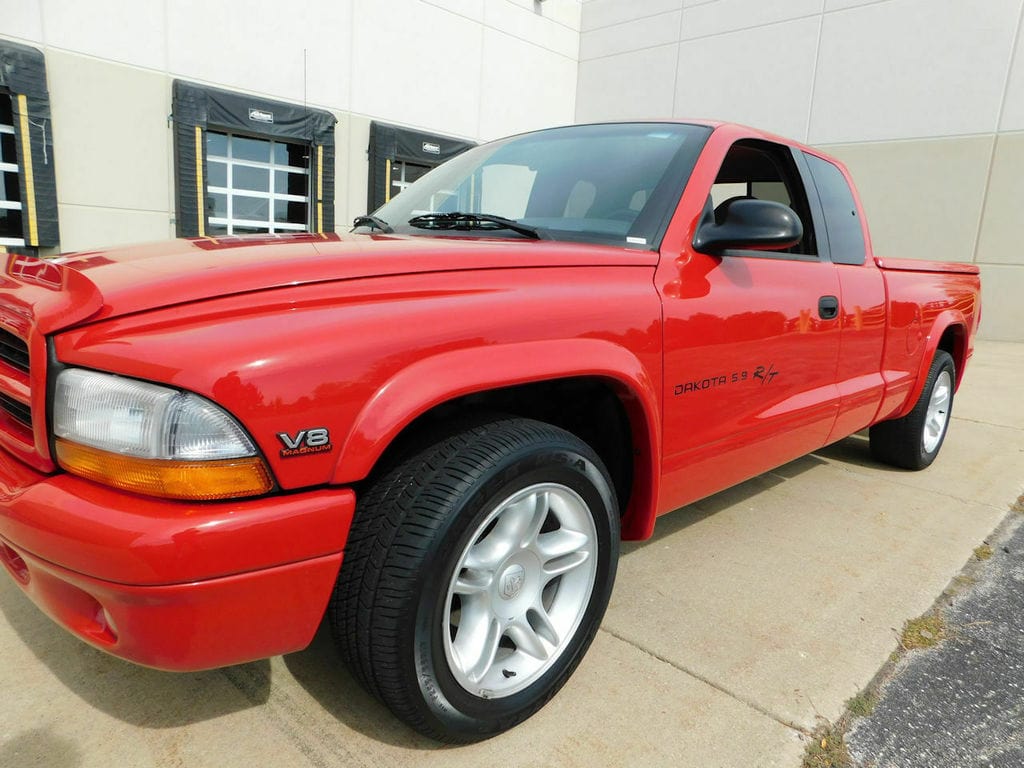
left=0, top=542, right=29, bottom=584
left=88, top=601, right=118, bottom=645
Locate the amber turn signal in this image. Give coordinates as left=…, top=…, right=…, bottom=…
left=55, top=439, right=274, bottom=501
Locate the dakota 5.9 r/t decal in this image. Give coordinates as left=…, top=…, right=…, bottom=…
left=277, top=427, right=332, bottom=457
left=674, top=363, right=780, bottom=396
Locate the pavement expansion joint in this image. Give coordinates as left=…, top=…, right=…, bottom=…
left=808, top=455, right=1014, bottom=513
left=948, top=415, right=1023, bottom=430
left=597, top=626, right=809, bottom=736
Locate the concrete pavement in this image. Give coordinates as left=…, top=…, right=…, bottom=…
left=1, top=340, right=1020, bottom=768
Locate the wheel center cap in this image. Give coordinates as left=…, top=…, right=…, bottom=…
left=498, top=563, right=526, bottom=600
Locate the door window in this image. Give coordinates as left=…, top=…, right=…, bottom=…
left=710, top=140, right=818, bottom=257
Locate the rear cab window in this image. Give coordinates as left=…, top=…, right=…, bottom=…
left=802, top=153, right=867, bottom=266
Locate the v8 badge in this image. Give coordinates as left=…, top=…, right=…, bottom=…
left=277, top=427, right=332, bottom=458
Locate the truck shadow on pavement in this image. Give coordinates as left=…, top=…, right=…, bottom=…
left=0, top=727, right=81, bottom=768
left=622, top=451, right=828, bottom=552
left=814, top=431, right=907, bottom=470
left=281, top=624, right=441, bottom=748
left=0, top=577, right=272, bottom=727
left=0, top=558, right=442, bottom=747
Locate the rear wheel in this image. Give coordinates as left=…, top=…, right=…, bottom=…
left=870, top=350, right=955, bottom=470
left=330, top=417, right=619, bottom=742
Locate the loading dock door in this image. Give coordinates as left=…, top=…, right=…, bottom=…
left=366, top=121, right=474, bottom=213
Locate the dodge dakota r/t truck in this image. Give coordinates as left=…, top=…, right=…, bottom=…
left=0, top=121, right=980, bottom=742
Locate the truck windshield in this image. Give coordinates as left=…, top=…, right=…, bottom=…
left=367, top=123, right=712, bottom=250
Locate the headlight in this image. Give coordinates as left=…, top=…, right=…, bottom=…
left=53, top=369, right=273, bottom=500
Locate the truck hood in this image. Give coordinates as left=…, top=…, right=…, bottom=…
left=7, top=232, right=657, bottom=334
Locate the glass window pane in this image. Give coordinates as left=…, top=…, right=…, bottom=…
left=233, top=165, right=269, bottom=193
left=207, top=192, right=227, bottom=219
left=710, top=182, right=747, bottom=208
left=0, top=207, right=22, bottom=239
left=289, top=143, right=309, bottom=169
left=207, top=160, right=227, bottom=188
left=404, top=162, right=430, bottom=185
left=233, top=225, right=270, bottom=235
left=0, top=134, right=16, bottom=165
left=206, top=131, right=228, bottom=157
left=274, top=199, right=308, bottom=224
left=207, top=221, right=228, bottom=235
left=273, top=141, right=309, bottom=168
left=805, top=153, right=866, bottom=265
left=0, top=95, right=12, bottom=125
left=232, top=194, right=269, bottom=221
left=750, top=180, right=791, bottom=206
left=233, top=135, right=271, bottom=163
left=2, top=172, right=20, bottom=203
left=275, top=170, right=308, bottom=197
left=480, top=164, right=536, bottom=219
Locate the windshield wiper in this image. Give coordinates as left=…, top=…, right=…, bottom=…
left=352, top=215, right=393, bottom=233
left=407, top=212, right=542, bottom=240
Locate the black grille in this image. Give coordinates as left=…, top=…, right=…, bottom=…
left=0, top=329, right=29, bottom=373
left=0, top=392, right=31, bottom=428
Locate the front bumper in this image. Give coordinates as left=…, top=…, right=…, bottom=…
left=0, top=448, right=354, bottom=671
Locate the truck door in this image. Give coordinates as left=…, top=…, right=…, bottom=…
left=657, top=137, right=842, bottom=512
left=800, top=152, right=887, bottom=443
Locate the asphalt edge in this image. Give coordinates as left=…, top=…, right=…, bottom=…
left=801, top=493, right=1024, bottom=768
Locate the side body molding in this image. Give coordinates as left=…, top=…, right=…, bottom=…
left=332, top=338, right=662, bottom=541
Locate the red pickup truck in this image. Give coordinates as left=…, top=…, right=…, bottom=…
left=0, top=121, right=980, bottom=742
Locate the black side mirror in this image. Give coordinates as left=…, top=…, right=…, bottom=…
left=693, top=198, right=803, bottom=253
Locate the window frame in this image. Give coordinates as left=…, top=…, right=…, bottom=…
left=0, top=41, right=59, bottom=249
left=172, top=80, right=336, bottom=239
left=0, top=93, right=25, bottom=247
left=800, top=150, right=867, bottom=266
left=205, top=130, right=312, bottom=235
left=367, top=121, right=475, bottom=213
left=701, top=139, right=827, bottom=263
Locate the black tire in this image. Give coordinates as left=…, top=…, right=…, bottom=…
left=329, top=417, right=619, bottom=743
left=870, top=350, right=955, bottom=470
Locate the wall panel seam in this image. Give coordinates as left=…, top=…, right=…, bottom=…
left=670, top=3, right=685, bottom=117
left=579, top=39, right=683, bottom=66
left=970, top=0, right=1024, bottom=263
left=803, top=3, right=826, bottom=144
left=582, top=6, right=687, bottom=34
left=57, top=202, right=173, bottom=215
left=678, top=11, right=825, bottom=45
left=814, top=132, right=1011, bottom=148
left=582, top=11, right=822, bottom=63
left=483, top=24, right=578, bottom=63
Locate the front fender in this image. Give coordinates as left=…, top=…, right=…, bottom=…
left=332, top=338, right=661, bottom=539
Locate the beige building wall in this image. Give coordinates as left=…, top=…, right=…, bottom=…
left=577, top=0, right=1024, bottom=341
left=0, top=0, right=581, bottom=250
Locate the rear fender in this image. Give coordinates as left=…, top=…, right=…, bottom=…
left=894, top=310, right=967, bottom=420
left=332, top=338, right=661, bottom=540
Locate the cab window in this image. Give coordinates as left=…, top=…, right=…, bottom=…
left=710, top=140, right=818, bottom=257
left=803, top=153, right=866, bottom=265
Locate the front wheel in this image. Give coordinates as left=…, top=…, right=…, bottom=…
left=870, top=350, right=955, bottom=470
left=329, top=418, right=619, bottom=742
